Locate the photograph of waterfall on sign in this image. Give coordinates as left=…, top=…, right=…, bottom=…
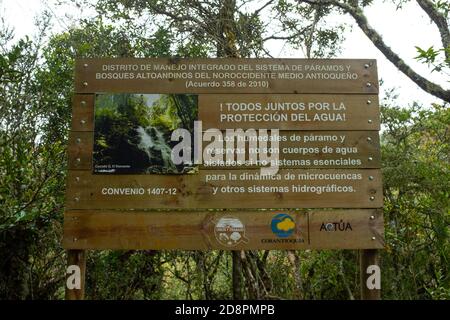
left=92, top=93, right=198, bottom=174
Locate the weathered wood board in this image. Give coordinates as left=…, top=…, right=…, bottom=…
left=63, top=57, right=384, bottom=251
left=63, top=209, right=384, bottom=250
left=199, top=94, right=380, bottom=130
left=72, top=93, right=380, bottom=131
left=65, top=169, right=382, bottom=209
left=67, top=131, right=93, bottom=170
left=74, top=58, right=379, bottom=94
left=68, top=130, right=381, bottom=170
left=71, top=95, right=94, bottom=132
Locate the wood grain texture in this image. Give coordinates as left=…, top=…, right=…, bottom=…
left=308, top=209, right=384, bottom=249
left=65, top=169, right=383, bottom=209
left=199, top=94, right=380, bottom=130
left=71, top=95, right=94, bottom=131
left=62, top=209, right=384, bottom=250
left=70, top=93, right=380, bottom=132
left=68, top=131, right=381, bottom=170
left=200, top=130, right=381, bottom=169
left=74, top=58, right=379, bottom=94
left=67, top=131, right=93, bottom=170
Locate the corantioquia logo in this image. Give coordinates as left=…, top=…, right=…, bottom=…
left=214, top=217, right=248, bottom=247
left=261, top=213, right=304, bottom=244
left=271, top=213, right=296, bottom=238
left=170, top=121, right=280, bottom=175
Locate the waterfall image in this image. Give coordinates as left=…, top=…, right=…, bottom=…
left=135, top=126, right=177, bottom=173
left=93, top=93, right=198, bottom=174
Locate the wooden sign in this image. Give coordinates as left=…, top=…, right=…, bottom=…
left=74, top=58, right=379, bottom=94
left=68, top=130, right=381, bottom=169
left=63, top=209, right=384, bottom=250
left=201, top=131, right=381, bottom=169
left=71, top=94, right=381, bottom=131
left=199, top=94, right=380, bottom=130
left=65, top=168, right=382, bottom=209
left=63, top=58, right=384, bottom=250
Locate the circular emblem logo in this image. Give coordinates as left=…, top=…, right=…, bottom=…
left=271, top=213, right=295, bottom=238
left=214, top=216, right=248, bottom=247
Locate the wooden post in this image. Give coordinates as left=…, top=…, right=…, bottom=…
left=65, top=249, right=87, bottom=300
left=360, top=249, right=381, bottom=300
left=232, top=250, right=243, bottom=299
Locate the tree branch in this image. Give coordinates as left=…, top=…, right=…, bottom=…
left=299, top=0, right=450, bottom=102
left=287, top=250, right=304, bottom=299
left=262, top=27, right=310, bottom=42
left=253, top=0, right=275, bottom=17
left=416, top=0, right=450, bottom=62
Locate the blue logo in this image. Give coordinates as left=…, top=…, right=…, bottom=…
left=271, top=213, right=295, bottom=238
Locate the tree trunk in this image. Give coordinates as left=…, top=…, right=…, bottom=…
left=232, top=251, right=243, bottom=299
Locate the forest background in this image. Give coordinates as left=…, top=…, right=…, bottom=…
left=0, top=0, right=449, bottom=300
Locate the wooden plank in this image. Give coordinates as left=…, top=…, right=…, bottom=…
left=201, top=131, right=381, bottom=169
left=308, top=209, right=384, bottom=249
left=62, top=209, right=384, bottom=250
left=71, top=93, right=380, bottom=132
left=65, top=169, right=383, bottom=209
left=69, top=130, right=381, bottom=170
left=199, top=94, right=380, bottom=130
left=67, top=131, right=93, bottom=170
left=71, top=95, right=94, bottom=131
left=74, top=58, right=379, bottom=94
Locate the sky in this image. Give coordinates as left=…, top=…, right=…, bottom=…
left=0, top=0, right=448, bottom=106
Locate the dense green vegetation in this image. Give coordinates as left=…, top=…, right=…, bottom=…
left=93, top=93, right=197, bottom=174
left=0, top=0, right=449, bottom=300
